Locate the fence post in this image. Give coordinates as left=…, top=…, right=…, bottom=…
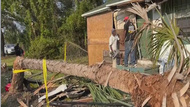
left=64, top=42, right=67, bottom=61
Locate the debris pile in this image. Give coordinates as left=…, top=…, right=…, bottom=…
left=12, top=74, right=132, bottom=107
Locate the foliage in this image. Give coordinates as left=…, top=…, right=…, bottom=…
left=64, top=41, right=88, bottom=64
left=1, top=0, right=73, bottom=49
left=127, top=3, right=190, bottom=72
left=60, top=0, right=103, bottom=49
left=127, top=3, right=190, bottom=106
left=2, top=0, right=103, bottom=58
left=87, top=83, right=132, bottom=106
left=63, top=76, right=132, bottom=106
left=25, top=37, right=62, bottom=59
left=150, top=17, right=181, bottom=63
left=1, top=56, right=16, bottom=67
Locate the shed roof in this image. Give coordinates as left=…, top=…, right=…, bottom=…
left=82, top=0, right=144, bottom=17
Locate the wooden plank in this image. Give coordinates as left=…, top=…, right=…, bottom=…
left=88, top=45, right=109, bottom=65
left=17, top=98, right=28, bottom=107
left=87, top=12, right=112, bottom=65
left=88, top=39, right=108, bottom=45
left=73, top=97, right=93, bottom=102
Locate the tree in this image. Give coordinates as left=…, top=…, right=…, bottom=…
left=1, top=29, right=5, bottom=56
left=1, top=0, right=74, bottom=49
left=2, top=0, right=103, bottom=58
left=60, top=0, right=103, bottom=49
left=11, top=57, right=190, bottom=107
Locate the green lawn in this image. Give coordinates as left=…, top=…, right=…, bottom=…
left=1, top=56, right=16, bottom=67
left=67, top=56, right=88, bottom=65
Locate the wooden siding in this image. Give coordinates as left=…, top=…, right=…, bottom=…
left=87, top=12, right=113, bottom=65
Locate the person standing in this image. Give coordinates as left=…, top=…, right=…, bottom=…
left=14, top=43, right=20, bottom=56
left=123, top=16, right=136, bottom=67
left=109, top=29, right=120, bottom=68
left=14, top=43, right=24, bottom=56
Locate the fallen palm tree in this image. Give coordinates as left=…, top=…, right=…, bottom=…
left=10, top=57, right=190, bottom=107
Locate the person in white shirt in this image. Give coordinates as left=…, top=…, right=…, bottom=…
left=109, top=29, right=120, bottom=68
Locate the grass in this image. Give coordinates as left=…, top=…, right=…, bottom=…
left=1, top=55, right=16, bottom=66
left=67, top=56, right=88, bottom=65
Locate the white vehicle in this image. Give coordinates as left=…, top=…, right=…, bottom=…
left=4, top=44, right=15, bottom=55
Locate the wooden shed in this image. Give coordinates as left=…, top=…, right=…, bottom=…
left=82, top=0, right=143, bottom=65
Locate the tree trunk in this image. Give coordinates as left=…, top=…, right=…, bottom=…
left=11, top=57, right=190, bottom=107
left=9, top=57, right=24, bottom=93
left=1, top=31, right=5, bottom=56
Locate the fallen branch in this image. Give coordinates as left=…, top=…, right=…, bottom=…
left=36, top=100, right=45, bottom=107
left=1, top=93, right=10, bottom=104
left=17, top=98, right=28, bottom=107
left=49, top=93, right=67, bottom=103
left=73, top=97, right=93, bottom=102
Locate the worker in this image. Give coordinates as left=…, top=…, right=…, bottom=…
left=109, top=29, right=120, bottom=68
left=123, top=16, right=137, bottom=67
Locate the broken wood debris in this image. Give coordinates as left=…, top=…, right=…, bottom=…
left=33, top=75, right=69, bottom=95
left=38, top=84, right=67, bottom=102
left=66, top=89, right=85, bottom=99
left=36, top=100, right=45, bottom=107
left=38, top=84, right=88, bottom=103
left=72, top=97, right=93, bottom=102
left=17, top=98, right=28, bottom=107
left=49, top=93, right=67, bottom=103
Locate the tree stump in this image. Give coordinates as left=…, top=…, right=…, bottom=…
left=9, top=57, right=25, bottom=93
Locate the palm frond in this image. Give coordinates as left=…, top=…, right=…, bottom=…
left=128, top=3, right=190, bottom=82
left=87, top=83, right=132, bottom=105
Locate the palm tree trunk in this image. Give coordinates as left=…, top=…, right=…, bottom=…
left=10, top=57, right=190, bottom=107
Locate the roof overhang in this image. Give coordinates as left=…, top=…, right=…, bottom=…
left=106, top=0, right=132, bottom=7
left=81, top=7, right=110, bottom=17
left=107, top=0, right=144, bottom=7
left=82, top=0, right=145, bottom=17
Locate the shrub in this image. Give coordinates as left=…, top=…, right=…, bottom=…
left=25, top=37, right=62, bottom=59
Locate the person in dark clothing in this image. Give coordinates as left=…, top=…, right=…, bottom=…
left=14, top=43, right=20, bottom=56
left=14, top=43, right=24, bottom=56
left=123, top=17, right=137, bottom=67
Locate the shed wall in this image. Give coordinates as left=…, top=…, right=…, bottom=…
left=87, top=12, right=113, bottom=65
